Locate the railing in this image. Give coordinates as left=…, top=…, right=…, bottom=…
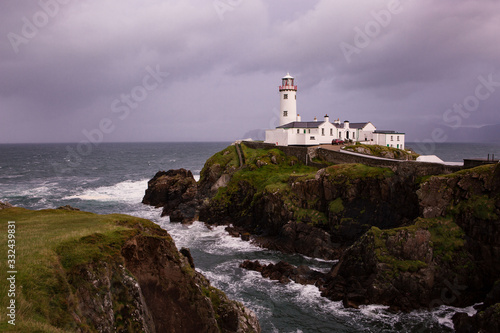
left=279, top=85, right=297, bottom=90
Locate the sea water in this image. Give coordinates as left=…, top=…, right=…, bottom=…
left=1, top=142, right=497, bottom=332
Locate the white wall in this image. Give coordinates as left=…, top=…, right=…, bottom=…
left=265, top=129, right=289, bottom=146
left=279, top=89, right=297, bottom=126
left=373, top=133, right=405, bottom=149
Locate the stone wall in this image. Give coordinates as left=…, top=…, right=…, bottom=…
left=315, top=148, right=463, bottom=176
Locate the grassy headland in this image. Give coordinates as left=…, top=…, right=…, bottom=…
left=0, top=208, right=158, bottom=332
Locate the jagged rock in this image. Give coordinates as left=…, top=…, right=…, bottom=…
left=225, top=226, right=251, bottom=241
left=120, top=225, right=260, bottom=333
left=142, top=169, right=198, bottom=222
left=240, top=260, right=326, bottom=286
left=321, top=217, right=485, bottom=312
left=418, top=164, right=500, bottom=288
left=254, top=221, right=342, bottom=260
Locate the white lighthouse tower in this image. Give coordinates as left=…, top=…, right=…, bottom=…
left=279, top=73, right=297, bottom=126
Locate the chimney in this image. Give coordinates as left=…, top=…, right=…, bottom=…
left=314, top=117, right=318, bottom=122
left=344, top=120, right=350, bottom=129
left=297, top=114, right=301, bottom=122
left=334, top=118, right=341, bottom=125
left=324, top=114, right=329, bottom=123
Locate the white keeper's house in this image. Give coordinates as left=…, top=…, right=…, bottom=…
left=265, top=73, right=406, bottom=149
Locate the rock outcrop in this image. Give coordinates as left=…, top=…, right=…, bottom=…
left=0, top=207, right=260, bottom=333
left=240, top=260, right=326, bottom=286
left=320, top=164, right=500, bottom=312
left=120, top=229, right=260, bottom=333
left=320, top=218, right=480, bottom=311
left=142, top=143, right=500, bottom=317
left=143, top=144, right=421, bottom=260
left=142, top=169, right=198, bottom=222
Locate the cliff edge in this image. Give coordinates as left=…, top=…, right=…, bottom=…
left=0, top=206, right=260, bottom=333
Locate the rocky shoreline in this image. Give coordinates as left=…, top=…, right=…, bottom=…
left=142, top=143, right=500, bottom=331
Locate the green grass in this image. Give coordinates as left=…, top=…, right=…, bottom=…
left=441, top=163, right=495, bottom=178
left=0, top=208, right=164, bottom=332
left=344, top=144, right=419, bottom=160
left=206, top=145, right=399, bottom=230
left=231, top=143, right=317, bottom=192
left=199, top=145, right=240, bottom=183
left=329, top=198, right=344, bottom=215
left=368, top=217, right=470, bottom=279
left=293, top=207, right=328, bottom=226
left=326, top=163, right=394, bottom=182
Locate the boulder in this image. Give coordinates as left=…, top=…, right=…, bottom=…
left=142, top=169, right=198, bottom=222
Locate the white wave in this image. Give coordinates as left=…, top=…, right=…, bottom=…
left=158, top=221, right=264, bottom=255
left=63, top=179, right=148, bottom=203
left=194, top=174, right=200, bottom=181
left=18, top=183, right=58, bottom=197
left=430, top=303, right=478, bottom=330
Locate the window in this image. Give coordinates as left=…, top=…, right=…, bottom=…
left=283, top=111, right=288, bottom=117
left=297, top=129, right=300, bottom=134
left=310, top=136, right=315, bottom=140
left=397, top=136, right=400, bottom=141
left=391, top=136, right=394, bottom=141
left=339, top=132, right=342, bottom=139
left=330, top=128, right=333, bottom=136
left=322, top=128, right=325, bottom=136
left=352, top=132, right=355, bottom=139
left=308, top=129, right=311, bottom=134
left=284, top=94, right=288, bottom=99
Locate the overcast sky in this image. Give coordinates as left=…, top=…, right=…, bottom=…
left=1, top=0, right=499, bottom=143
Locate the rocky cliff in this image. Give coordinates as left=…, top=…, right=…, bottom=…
left=143, top=144, right=421, bottom=260
left=0, top=207, right=260, bottom=333
left=142, top=143, right=500, bottom=325
left=321, top=163, right=499, bottom=321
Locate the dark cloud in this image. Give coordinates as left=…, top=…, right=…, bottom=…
left=0, top=0, right=499, bottom=143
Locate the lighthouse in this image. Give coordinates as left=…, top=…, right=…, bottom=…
left=279, top=73, right=297, bottom=126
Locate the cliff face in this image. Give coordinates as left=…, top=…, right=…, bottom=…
left=142, top=169, right=198, bottom=222
left=142, top=143, right=500, bottom=321
left=144, top=144, right=420, bottom=259
left=321, top=163, right=500, bottom=316
left=0, top=208, right=260, bottom=333
left=321, top=218, right=479, bottom=311
left=120, top=232, right=259, bottom=333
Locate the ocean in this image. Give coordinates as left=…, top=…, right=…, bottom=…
left=1, top=141, right=498, bottom=332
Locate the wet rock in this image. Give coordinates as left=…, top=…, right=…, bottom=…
left=142, top=169, right=198, bottom=223
left=240, top=260, right=326, bottom=286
